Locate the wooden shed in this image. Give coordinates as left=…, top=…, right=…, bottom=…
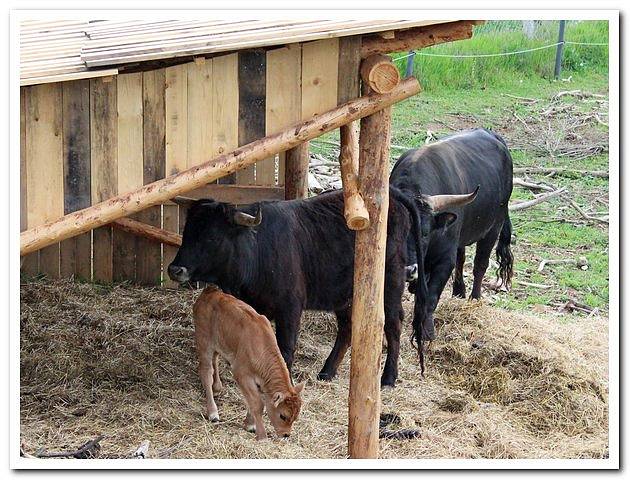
left=19, top=18, right=478, bottom=458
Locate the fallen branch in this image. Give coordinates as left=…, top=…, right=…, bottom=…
left=513, top=177, right=555, bottom=192
left=565, top=197, right=609, bottom=225
left=518, top=280, right=553, bottom=289
left=36, top=435, right=105, bottom=459
left=537, top=256, right=589, bottom=273
left=509, top=187, right=566, bottom=212
left=553, top=90, right=607, bottom=101
left=513, top=167, right=608, bottom=178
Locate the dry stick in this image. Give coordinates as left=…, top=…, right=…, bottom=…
left=132, top=440, right=151, bottom=459
left=513, top=167, right=608, bottom=178
left=513, top=177, right=555, bottom=192
left=518, top=280, right=553, bottom=289
left=20, top=77, right=421, bottom=256
left=36, top=435, right=105, bottom=459
left=537, top=256, right=589, bottom=273
left=565, top=197, right=609, bottom=225
left=509, top=187, right=567, bottom=212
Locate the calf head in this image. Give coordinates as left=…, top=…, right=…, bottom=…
left=167, top=197, right=262, bottom=284
left=264, top=382, right=305, bottom=438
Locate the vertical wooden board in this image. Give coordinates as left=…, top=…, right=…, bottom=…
left=114, top=72, right=144, bottom=282
left=212, top=53, right=239, bottom=185
left=164, top=64, right=188, bottom=287
left=187, top=60, right=213, bottom=168
left=138, top=69, right=166, bottom=285
left=90, top=76, right=118, bottom=283
left=20, top=87, right=38, bottom=276
left=237, top=50, right=265, bottom=185
left=60, top=79, right=92, bottom=280
left=266, top=44, right=302, bottom=187
left=24, top=83, right=64, bottom=278
left=337, top=36, right=362, bottom=104
left=302, top=38, right=340, bottom=119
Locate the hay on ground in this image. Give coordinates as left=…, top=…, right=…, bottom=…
left=20, top=278, right=608, bottom=459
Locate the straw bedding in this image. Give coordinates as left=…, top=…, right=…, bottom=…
left=20, top=278, right=608, bottom=459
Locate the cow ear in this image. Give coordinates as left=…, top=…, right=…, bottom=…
left=294, top=382, right=305, bottom=395
left=273, top=391, right=285, bottom=407
left=433, top=212, right=457, bottom=231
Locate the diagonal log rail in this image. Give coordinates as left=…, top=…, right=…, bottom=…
left=20, top=77, right=421, bottom=256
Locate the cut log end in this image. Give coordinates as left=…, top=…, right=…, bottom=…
left=360, top=54, right=401, bottom=94
left=345, top=193, right=370, bottom=230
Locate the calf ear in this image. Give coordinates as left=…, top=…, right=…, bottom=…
left=273, top=391, right=286, bottom=407
left=294, top=382, right=305, bottom=395
left=433, top=212, right=457, bottom=231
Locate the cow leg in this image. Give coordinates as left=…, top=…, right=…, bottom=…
left=452, top=247, right=466, bottom=298
left=381, top=267, right=405, bottom=388
left=470, top=227, right=502, bottom=299
left=198, top=353, right=220, bottom=422
left=318, top=309, right=351, bottom=381
left=235, top=372, right=267, bottom=440
left=274, top=304, right=302, bottom=375
left=423, top=250, right=457, bottom=339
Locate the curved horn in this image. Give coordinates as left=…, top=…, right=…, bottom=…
left=233, top=205, right=262, bottom=227
left=171, top=196, right=197, bottom=209
left=426, top=185, right=480, bottom=212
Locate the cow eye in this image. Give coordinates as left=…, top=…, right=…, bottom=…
left=280, top=414, right=288, bottom=422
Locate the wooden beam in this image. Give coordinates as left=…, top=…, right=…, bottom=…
left=348, top=90, right=392, bottom=459
left=20, top=77, right=421, bottom=256
left=111, top=217, right=182, bottom=247
left=361, top=20, right=477, bottom=58
left=339, top=124, right=369, bottom=230
left=284, top=142, right=310, bottom=200
left=171, top=184, right=285, bottom=205
left=360, top=54, right=400, bottom=94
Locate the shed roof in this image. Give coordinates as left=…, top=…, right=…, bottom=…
left=20, top=19, right=451, bottom=86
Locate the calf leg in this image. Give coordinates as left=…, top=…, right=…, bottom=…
left=318, top=309, right=351, bottom=381
left=235, top=373, right=267, bottom=440
left=470, top=227, right=502, bottom=299
left=212, top=352, right=223, bottom=394
left=452, top=247, right=466, bottom=298
left=195, top=328, right=220, bottom=422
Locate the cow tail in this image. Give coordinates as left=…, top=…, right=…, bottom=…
left=496, top=213, right=514, bottom=290
left=390, top=188, right=427, bottom=374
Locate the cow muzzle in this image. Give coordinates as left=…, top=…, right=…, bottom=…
left=167, top=264, right=191, bottom=282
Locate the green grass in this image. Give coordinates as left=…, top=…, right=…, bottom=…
left=395, top=20, right=609, bottom=92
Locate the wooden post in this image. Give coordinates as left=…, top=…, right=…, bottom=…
left=21, top=77, right=420, bottom=256
left=360, top=54, right=401, bottom=94
left=111, top=217, right=182, bottom=247
left=348, top=91, right=392, bottom=458
left=284, top=142, right=310, bottom=199
left=339, top=123, right=369, bottom=230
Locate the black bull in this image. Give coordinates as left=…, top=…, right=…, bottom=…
left=169, top=188, right=429, bottom=387
left=390, top=128, right=515, bottom=345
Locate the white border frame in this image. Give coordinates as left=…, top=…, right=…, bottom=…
left=9, top=8, right=619, bottom=470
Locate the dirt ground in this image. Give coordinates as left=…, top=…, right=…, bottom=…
left=20, top=279, right=608, bottom=460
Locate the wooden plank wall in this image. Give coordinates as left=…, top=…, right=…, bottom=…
left=20, top=39, right=344, bottom=285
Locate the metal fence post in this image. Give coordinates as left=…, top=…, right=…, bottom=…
left=554, top=20, right=566, bottom=79
left=405, top=51, right=416, bottom=78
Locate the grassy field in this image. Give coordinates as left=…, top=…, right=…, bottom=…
left=312, top=20, right=610, bottom=316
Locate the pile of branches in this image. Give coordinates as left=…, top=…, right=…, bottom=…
left=505, top=90, right=608, bottom=161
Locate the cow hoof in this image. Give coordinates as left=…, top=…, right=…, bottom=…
left=209, top=414, right=220, bottom=423
left=380, top=381, right=396, bottom=390
left=245, top=424, right=256, bottom=433
left=317, top=371, right=334, bottom=382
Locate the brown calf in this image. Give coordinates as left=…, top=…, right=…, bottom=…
left=193, top=285, right=304, bottom=440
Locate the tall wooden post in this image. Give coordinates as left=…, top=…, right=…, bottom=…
left=284, top=142, right=310, bottom=199
left=348, top=95, right=392, bottom=458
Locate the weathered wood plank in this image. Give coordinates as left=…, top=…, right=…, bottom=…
left=174, top=184, right=285, bottom=204
left=212, top=53, right=239, bottom=185
left=302, top=38, right=339, bottom=118
left=266, top=44, right=301, bottom=187
left=90, top=76, right=118, bottom=283
left=164, top=64, right=188, bottom=287
left=237, top=50, right=266, bottom=185
left=337, top=36, right=362, bottom=104
left=60, top=79, right=91, bottom=280
left=137, top=69, right=165, bottom=285
left=25, top=83, right=64, bottom=278
left=114, top=72, right=143, bottom=282
left=187, top=60, right=213, bottom=168
left=21, top=87, right=39, bottom=276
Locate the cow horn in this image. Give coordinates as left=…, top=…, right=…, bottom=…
left=171, top=196, right=197, bottom=209
left=426, top=186, right=480, bottom=212
left=233, top=205, right=262, bottom=227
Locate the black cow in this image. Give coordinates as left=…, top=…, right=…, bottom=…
left=168, top=188, right=426, bottom=387
left=389, top=128, right=514, bottom=350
